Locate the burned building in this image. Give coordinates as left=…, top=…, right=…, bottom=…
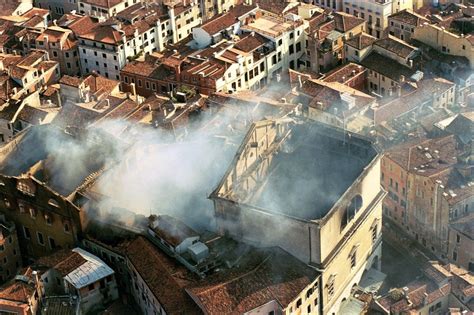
left=210, top=118, right=385, bottom=314
left=0, top=124, right=116, bottom=259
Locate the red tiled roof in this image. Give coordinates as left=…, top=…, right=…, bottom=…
left=79, top=24, right=123, bottom=45
left=385, top=134, right=462, bottom=175
left=0, top=278, right=35, bottom=303
left=125, top=236, right=201, bottom=315
left=187, top=247, right=318, bottom=315
left=374, top=36, right=418, bottom=59
left=345, top=32, right=376, bottom=49
left=54, top=252, right=88, bottom=276
left=59, top=75, right=83, bottom=87
left=233, top=33, right=268, bottom=52
left=388, top=9, right=429, bottom=26
left=81, top=0, right=123, bottom=8
left=201, top=4, right=256, bottom=35
left=21, top=7, right=49, bottom=19
left=333, top=12, right=365, bottom=33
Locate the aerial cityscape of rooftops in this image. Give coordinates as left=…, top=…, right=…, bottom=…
left=0, top=0, right=472, bottom=314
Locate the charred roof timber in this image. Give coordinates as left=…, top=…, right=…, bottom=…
left=212, top=119, right=378, bottom=220
left=210, top=118, right=385, bottom=266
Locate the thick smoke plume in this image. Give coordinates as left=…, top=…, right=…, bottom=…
left=39, top=101, right=279, bottom=231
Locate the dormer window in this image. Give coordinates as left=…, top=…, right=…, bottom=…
left=17, top=180, right=35, bottom=196
left=48, top=199, right=59, bottom=208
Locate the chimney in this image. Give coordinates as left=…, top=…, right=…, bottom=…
left=130, top=82, right=136, bottom=99
left=422, top=292, right=428, bottom=306
left=174, top=64, right=181, bottom=81
left=32, top=270, right=39, bottom=287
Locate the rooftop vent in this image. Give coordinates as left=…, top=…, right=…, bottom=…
left=188, top=242, right=209, bottom=263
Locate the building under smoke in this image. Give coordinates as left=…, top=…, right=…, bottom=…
left=210, top=118, right=386, bottom=314
left=0, top=125, right=118, bottom=258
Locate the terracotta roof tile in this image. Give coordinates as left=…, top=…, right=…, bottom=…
left=233, top=33, right=269, bottom=52
left=345, top=32, right=376, bottom=49
left=360, top=51, right=416, bottom=81
left=81, top=0, right=123, bottom=8
left=187, top=247, right=318, bottom=314
left=389, top=9, right=429, bottom=26
left=200, top=4, right=256, bottom=35
left=374, top=36, right=418, bottom=59
left=125, top=236, right=201, bottom=314
left=333, top=12, right=365, bottom=33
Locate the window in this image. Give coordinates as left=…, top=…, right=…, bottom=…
left=37, top=232, right=45, bottom=246
left=17, top=181, right=34, bottom=196
left=327, top=275, right=335, bottom=300
left=296, top=298, right=302, bottom=308
left=48, top=237, right=56, bottom=249
left=29, top=207, right=36, bottom=219
left=88, top=283, right=95, bottom=291
left=350, top=247, right=357, bottom=269
left=18, top=201, right=26, bottom=213
left=23, top=226, right=31, bottom=239
left=64, top=222, right=70, bottom=233
left=372, top=224, right=377, bottom=243
left=456, top=234, right=461, bottom=243
left=45, top=214, right=52, bottom=225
